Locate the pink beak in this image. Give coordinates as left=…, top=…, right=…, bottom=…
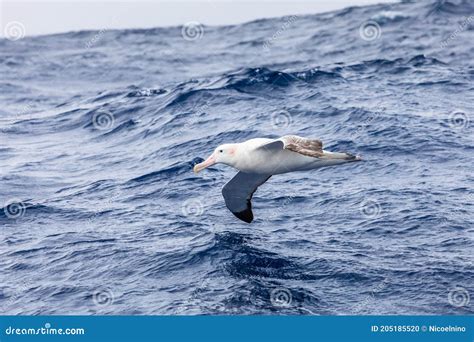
left=193, top=154, right=216, bottom=173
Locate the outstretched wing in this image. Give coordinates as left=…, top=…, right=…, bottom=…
left=222, top=172, right=271, bottom=223
left=257, top=135, right=324, bottom=158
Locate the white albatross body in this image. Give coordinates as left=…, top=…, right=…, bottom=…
left=193, top=135, right=362, bottom=223
left=230, top=138, right=356, bottom=175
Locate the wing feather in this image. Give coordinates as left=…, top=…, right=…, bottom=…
left=222, top=172, right=271, bottom=223
left=257, top=135, right=324, bottom=158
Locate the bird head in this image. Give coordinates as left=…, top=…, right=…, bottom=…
left=193, top=144, right=237, bottom=173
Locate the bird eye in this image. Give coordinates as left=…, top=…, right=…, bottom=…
left=219, top=150, right=223, bottom=153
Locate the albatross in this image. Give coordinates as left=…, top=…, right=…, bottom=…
left=193, top=135, right=361, bottom=223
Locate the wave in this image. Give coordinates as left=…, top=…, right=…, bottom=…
left=1, top=0, right=473, bottom=315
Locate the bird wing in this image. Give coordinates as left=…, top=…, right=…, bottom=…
left=222, top=172, right=271, bottom=223
left=257, top=135, right=324, bottom=158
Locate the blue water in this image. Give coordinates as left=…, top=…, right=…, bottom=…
left=1, top=0, right=473, bottom=315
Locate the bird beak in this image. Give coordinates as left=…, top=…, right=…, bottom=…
left=193, top=154, right=216, bottom=173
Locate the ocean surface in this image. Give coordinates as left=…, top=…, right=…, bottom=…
left=1, top=0, right=473, bottom=315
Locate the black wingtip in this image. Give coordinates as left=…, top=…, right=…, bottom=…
left=233, top=209, right=253, bottom=223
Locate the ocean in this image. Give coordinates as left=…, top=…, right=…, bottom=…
left=0, top=0, right=473, bottom=315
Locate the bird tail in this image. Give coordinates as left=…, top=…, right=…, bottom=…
left=321, top=151, right=362, bottom=161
